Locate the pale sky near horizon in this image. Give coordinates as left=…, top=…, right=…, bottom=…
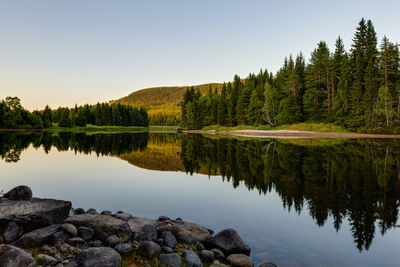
left=1, top=0, right=399, bottom=110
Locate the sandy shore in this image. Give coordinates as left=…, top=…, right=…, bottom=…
left=181, top=129, right=400, bottom=139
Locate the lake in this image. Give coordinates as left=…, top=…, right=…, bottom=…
left=1, top=132, right=400, bottom=267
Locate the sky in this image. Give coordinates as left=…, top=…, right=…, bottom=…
left=1, top=0, right=399, bottom=110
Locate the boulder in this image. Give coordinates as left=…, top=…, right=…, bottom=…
left=88, top=240, right=103, bottom=247
left=157, top=219, right=211, bottom=243
left=61, top=223, right=77, bottom=236
left=161, top=231, right=177, bottom=248
left=73, top=247, right=121, bottom=267
left=158, top=215, right=170, bottom=221
left=114, top=243, right=132, bottom=254
left=67, top=237, right=85, bottom=245
left=258, top=262, right=277, bottom=267
left=134, top=223, right=158, bottom=242
left=2, top=222, right=23, bottom=243
left=159, top=253, right=183, bottom=267
left=65, top=214, right=130, bottom=242
left=112, top=212, right=133, bottom=221
left=74, top=208, right=85, bottom=215
left=200, top=250, right=214, bottom=262
left=183, top=250, right=202, bottom=267
left=101, top=211, right=112, bottom=215
left=210, top=260, right=228, bottom=267
left=105, top=235, right=120, bottom=247
left=127, top=217, right=157, bottom=233
left=52, top=230, right=70, bottom=244
left=3, top=186, right=32, bottom=201
left=77, top=226, right=94, bottom=241
left=0, top=244, right=35, bottom=267
left=85, top=208, right=98, bottom=214
left=162, top=245, right=174, bottom=253
left=211, top=229, right=250, bottom=256
left=0, top=198, right=71, bottom=231
left=137, top=241, right=161, bottom=259
left=211, top=248, right=225, bottom=261
left=37, top=254, right=58, bottom=266
left=226, top=254, right=254, bottom=267
left=13, top=224, right=61, bottom=248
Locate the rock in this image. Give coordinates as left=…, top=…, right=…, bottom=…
left=2, top=222, right=23, bottom=243
left=52, top=230, right=70, bottom=244
left=64, top=261, right=78, bottom=267
left=73, top=247, right=121, bottom=267
left=101, top=211, right=112, bottom=215
left=159, top=253, right=182, bottom=267
left=162, top=245, right=174, bottom=253
left=0, top=244, right=35, bottom=267
left=200, top=250, right=214, bottom=262
left=211, top=248, right=225, bottom=261
left=13, top=224, right=61, bottom=248
left=61, top=223, right=77, bottom=236
left=88, top=240, right=103, bottom=247
left=58, top=243, right=73, bottom=254
left=198, top=242, right=205, bottom=250
left=183, top=250, right=202, bottom=267
left=113, top=212, right=133, bottom=221
left=258, top=262, right=277, bottom=267
left=227, top=254, right=254, bottom=267
left=161, top=231, right=177, bottom=248
left=127, top=217, right=157, bottom=233
left=39, top=244, right=52, bottom=253
left=65, top=214, right=130, bottom=242
left=158, top=215, right=170, bottom=221
left=114, top=243, right=132, bottom=254
left=211, top=229, right=250, bottom=256
left=37, top=254, right=58, bottom=266
left=85, top=208, right=98, bottom=214
left=105, top=235, right=120, bottom=247
left=134, top=224, right=158, bottom=242
left=210, top=260, right=228, bottom=267
left=157, top=220, right=211, bottom=243
left=3, top=185, right=32, bottom=201
left=77, top=226, right=94, bottom=241
left=67, top=237, right=85, bottom=245
left=74, top=208, right=85, bottom=215
left=0, top=198, right=71, bottom=231
left=137, top=241, right=161, bottom=259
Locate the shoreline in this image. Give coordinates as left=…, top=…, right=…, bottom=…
left=181, top=129, right=400, bottom=139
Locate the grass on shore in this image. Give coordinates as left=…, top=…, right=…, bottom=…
left=202, top=123, right=350, bottom=133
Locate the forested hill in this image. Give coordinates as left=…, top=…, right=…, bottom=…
left=111, top=83, right=223, bottom=125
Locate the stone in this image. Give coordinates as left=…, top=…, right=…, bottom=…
left=88, top=240, right=103, bottom=247
left=183, top=250, right=202, bottom=267
left=157, top=219, right=211, bottom=243
left=226, top=254, right=254, bottom=267
left=0, top=198, right=71, bottom=231
left=114, top=243, right=132, bottom=254
left=200, top=250, right=214, bottom=262
left=39, top=244, right=52, bottom=253
left=258, top=262, right=277, bottom=267
left=134, top=223, right=158, bottom=242
left=37, top=254, right=58, bottom=266
left=3, top=185, right=32, bottom=201
left=67, top=237, right=85, bottom=245
left=52, top=230, right=70, bottom=244
left=162, top=231, right=177, bottom=248
left=210, top=260, right=228, bottom=267
left=59, top=243, right=73, bottom=254
left=137, top=241, right=161, bottom=259
left=2, top=221, right=23, bottom=243
left=85, top=208, right=98, bottom=214
left=0, top=244, right=35, bottom=267
left=159, top=253, right=182, bottom=267
left=158, top=215, right=170, bottom=221
left=127, top=217, right=157, bottom=233
left=64, top=261, right=78, bottom=267
left=101, top=210, right=112, bottom=215
left=74, top=208, right=85, bottom=215
left=162, top=245, right=174, bottom=253
left=13, top=224, right=61, bottom=248
left=77, top=226, right=94, bottom=241
left=113, top=212, right=133, bottom=221
left=105, top=235, right=120, bottom=247
left=73, top=247, right=121, bottom=267
left=211, top=229, right=250, bottom=256
left=65, top=214, right=130, bottom=242
left=61, top=223, right=77, bottom=236
left=211, top=248, right=225, bottom=261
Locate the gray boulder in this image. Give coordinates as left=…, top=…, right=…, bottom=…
left=157, top=219, right=211, bottom=243
left=73, top=247, right=121, bottom=267
left=211, top=229, right=250, bottom=256
left=183, top=250, right=202, bottom=267
left=137, top=241, right=161, bottom=259
left=161, top=231, right=177, bottom=248
left=2, top=222, right=23, bottom=243
left=200, top=249, right=214, bottom=262
left=159, top=253, right=183, bottom=267
left=114, top=243, right=132, bottom=254
left=105, top=235, right=120, bottom=247
left=134, top=223, right=157, bottom=242
left=61, top=223, right=77, bottom=236
left=77, top=226, right=94, bottom=241
left=258, top=262, right=277, bottom=267
left=3, top=185, right=32, bottom=201
left=211, top=248, right=225, bottom=261
left=13, top=224, right=61, bottom=248
left=127, top=217, right=157, bottom=233
left=0, top=198, right=71, bottom=231
left=0, top=244, right=34, bottom=267
left=112, top=212, right=133, bottom=221
left=65, top=214, right=130, bottom=242
left=210, top=260, right=228, bottom=267
left=226, top=254, right=254, bottom=267
left=37, top=254, right=58, bottom=266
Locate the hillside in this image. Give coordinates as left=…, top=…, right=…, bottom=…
left=111, top=83, right=223, bottom=125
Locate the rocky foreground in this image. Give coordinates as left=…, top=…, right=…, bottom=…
left=0, top=186, right=277, bottom=267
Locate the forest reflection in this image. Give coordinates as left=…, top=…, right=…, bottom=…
left=1, top=132, right=400, bottom=251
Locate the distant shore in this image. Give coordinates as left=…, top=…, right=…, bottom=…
left=181, top=129, right=400, bottom=139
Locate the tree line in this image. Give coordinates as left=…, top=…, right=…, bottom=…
left=181, top=19, right=400, bottom=130
left=0, top=97, right=149, bottom=129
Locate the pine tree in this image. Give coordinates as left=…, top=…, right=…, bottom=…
left=247, top=88, right=263, bottom=125
left=228, top=76, right=241, bottom=126
left=217, top=83, right=228, bottom=125
left=42, top=105, right=52, bottom=128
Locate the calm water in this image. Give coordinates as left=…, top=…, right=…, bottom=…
left=1, top=132, right=400, bottom=267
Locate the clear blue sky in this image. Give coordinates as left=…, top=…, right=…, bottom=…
left=1, top=0, right=399, bottom=110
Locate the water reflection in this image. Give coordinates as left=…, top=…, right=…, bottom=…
left=1, top=132, right=400, bottom=252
